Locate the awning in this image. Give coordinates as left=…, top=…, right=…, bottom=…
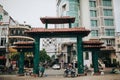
left=0, top=56, right=6, bottom=59
left=9, top=47, right=17, bottom=53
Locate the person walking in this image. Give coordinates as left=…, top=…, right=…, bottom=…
left=39, top=64, right=45, bottom=77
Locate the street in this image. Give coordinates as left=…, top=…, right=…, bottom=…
left=0, top=74, right=120, bottom=80
left=0, top=68, right=120, bottom=80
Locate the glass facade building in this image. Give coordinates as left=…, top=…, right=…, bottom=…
left=56, top=0, right=116, bottom=67
left=57, top=0, right=115, bottom=43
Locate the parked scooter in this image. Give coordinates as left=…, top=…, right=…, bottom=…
left=84, top=65, right=89, bottom=72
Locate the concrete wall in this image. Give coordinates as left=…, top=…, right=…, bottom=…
left=83, top=51, right=92, bottom=67
left=79, top=0, right=91, bottom=41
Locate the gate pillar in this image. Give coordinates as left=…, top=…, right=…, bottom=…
left=77, top=36, right=84, bottom=74
left=92, top=51, right=99, bottom=73
left=33, top=37, right=40, bottom=75
left=18, top=50, right=24, bottom=75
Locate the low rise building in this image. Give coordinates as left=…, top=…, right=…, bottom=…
left=0, top=4, right=33, bottom=67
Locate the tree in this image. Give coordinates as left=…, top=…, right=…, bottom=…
left=39, top=49, right=51, bottom=63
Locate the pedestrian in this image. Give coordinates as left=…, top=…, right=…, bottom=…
left=8, top=62, right=13, bottom=73
left=39, top=64, right=45, bottom=77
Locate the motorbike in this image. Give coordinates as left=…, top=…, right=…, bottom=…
left=64, top=68, right=76, bottom=77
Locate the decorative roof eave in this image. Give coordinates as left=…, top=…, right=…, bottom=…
left=83, top=39, right=104, bottom=45
left=9, top=36, right=34, bottom=41
left=25, top=27, right=90, bottom=38
left=14, top=41, right=34, bottom=45
left=83, top=39, right=105, bottom=50
left=84, top=46, right=105, bottom=49
left=83, top=41, right=104, bottom=45
left=27, top=27, right=89, bottom=32
left=40, top=16, right=75, bottom=24
left=13, top=46, right=33, bottom=49
left=101, top=47, right=115, bottom=51
left=9, top=26, right=30, bottom=30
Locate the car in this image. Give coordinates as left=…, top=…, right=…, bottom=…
left=52, top=64, right=61, bottom=70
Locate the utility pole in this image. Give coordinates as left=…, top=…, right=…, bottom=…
left=5, top=17, right=10, bottom=68
left=54, top=38, right=57, bottom=59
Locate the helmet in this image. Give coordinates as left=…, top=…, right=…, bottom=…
left=68, top=63, right=72, bottom=67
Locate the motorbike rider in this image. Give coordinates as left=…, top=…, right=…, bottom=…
left=64, top=63, right=75, bottom=77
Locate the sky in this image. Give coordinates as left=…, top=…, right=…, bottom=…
left=0, top=0, right=56, bottom=27
left=0, top=0, right=120, bottom=31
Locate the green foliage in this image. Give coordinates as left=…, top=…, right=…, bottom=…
left=39, top=49, right=51, bottom=63
left=9, top=52, right=19, bottom=61
left=9, top=49, right=51, bottom=63
left=24, top=52, right=33, bottom=61
left=51, top=54, right=56, bottom=61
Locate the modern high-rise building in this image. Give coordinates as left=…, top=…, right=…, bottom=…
left=57, top=0, right=115, bottom=43
left=56, top=0, right=117, bottom=67
left=113, top=0, right=120, bottom=66
left=113, top=0, right=120, bottom=32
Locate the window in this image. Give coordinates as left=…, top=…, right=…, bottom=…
left=1, top=28, right=7, bottom=36
left=104, top=9, right=112, bottom=16
left=89, top=1, right=96, bottom=7
left=17, top=30, right=20, bottom=35
left=91, top=20, right=97, bottom=27
left=0, top=15, right=2, bottom=20
left=16, top=30, right=19, bottom=35
left=85, top=52, right=89, bottom=60
left=105, top=29, right=115, bottom=36
left=22, top=30, right=24, bottom=35
left=0, top=38, right=6, bottom=46
left=11, top=30, right=14, bottom=35
left=103, top=0, right=112, bottom=6
left=106, top=39, right=115, bottom=46
left=90, top=10, right=97, bottom=17
left=91, top=30, right=98, bottom=36
left=19, top=30, right=22, bottom=35
left=104, top=19, right=114, bottom=26
left=62, top=4, right=66, bottom=12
